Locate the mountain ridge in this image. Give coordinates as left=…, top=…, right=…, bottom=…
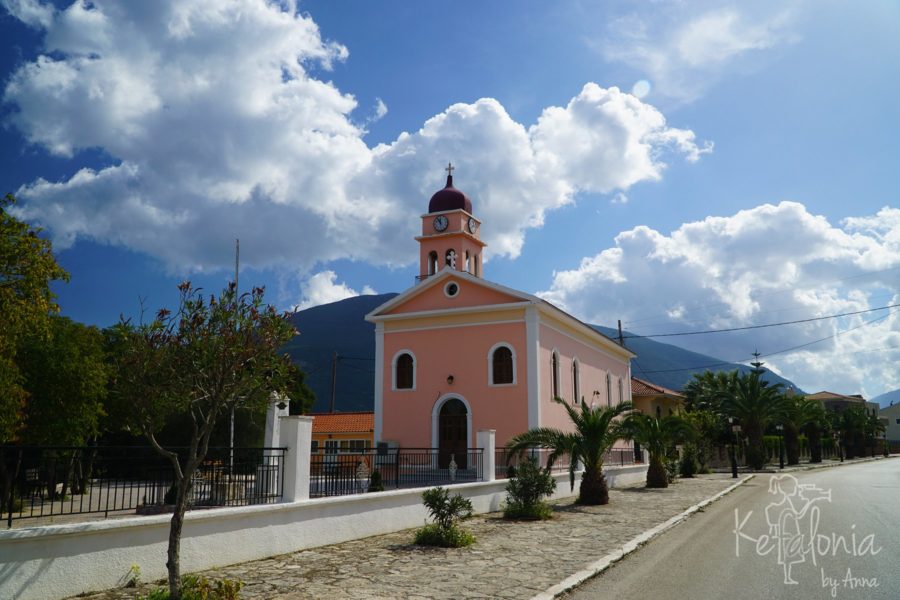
left=284, top=293, right=801, bottom=413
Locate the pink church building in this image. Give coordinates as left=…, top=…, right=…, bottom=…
left=366, top=169, right=635, bottom=464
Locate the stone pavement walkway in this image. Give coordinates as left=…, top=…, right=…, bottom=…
left=77, top=475, right=739, bottom=600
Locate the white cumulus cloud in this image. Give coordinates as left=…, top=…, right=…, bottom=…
left=295, top=270, right=376, bottom=311
left=539, top=202, right=900, bottom=397
left=603, top=4, right=797, bottom=103
left=4, top=0, right=708, bottom=275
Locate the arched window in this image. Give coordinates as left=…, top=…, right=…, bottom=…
left=606, top=372, right=612, bottom=407
left=551, top=350, right=561, bottom=399
left=428, top=251, right=438, bottom=275
left=393, top=351, right=415, bottom=390
left=572, top=359, right=580, bottom=405
left=618, top=378, right=624, bottom=405
left=464, top=251, right=471, bottom=273
left=490, top=345, right=515, bottom=385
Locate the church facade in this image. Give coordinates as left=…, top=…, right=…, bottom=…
left=365, top=169, right=635, bottom=462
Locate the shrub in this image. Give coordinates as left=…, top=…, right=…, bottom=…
left=140, top=575, right=244, bottom=600
left=414, top=487, right=474, bottom=548
left=665, top=448, right=680, bottom=483
left=368, top=469, right=385, bottom=493
left=414, top=523, right=476, bottom=547
left=679, top=444, right=699, bottom=478
left=503, top=458, right=556, bottom=520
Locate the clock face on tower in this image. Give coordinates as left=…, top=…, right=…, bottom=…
left=467, top=217, right=478, bottom=234
left=433, top=215, right=449, bottom=232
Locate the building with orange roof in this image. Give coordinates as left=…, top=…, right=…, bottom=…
left=630, top=376, right=684, bottom=418
left=366, top=169, right=636, bottom=467
left=309, top=411, right=375, bottom=455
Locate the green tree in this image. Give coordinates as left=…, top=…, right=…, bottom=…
left=623, top=413, right=694, bottom=488
left=683, top=370, right=735, bottom=413
left=799, top=399, right=828, bottom=463
left=18, top=315, right=109, bottom=446
left=682, top=408, right=727, bottom=473
left=285, top=362, right=316, bottom=415
left=109, top=281, right=296, bottom=600
left=719, top=371, right=786, bottom=470
left=507, top=398, right=631, bottom=505
left=779, top=396, right=824, bottom=465
left=0, top=193, right=69, bottom=443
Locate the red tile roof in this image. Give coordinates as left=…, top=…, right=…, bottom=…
left=631, top=377, right=684, bottom=398
left=310, top=411, right=375, bottom=434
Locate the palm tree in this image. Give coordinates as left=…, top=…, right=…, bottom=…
left=865, top=412, right=886, bottom=457
left=623, top=413, right=695, bottom=487
left=780, top=396, right=823, bottom=465
left=507, top=398, right=632, bottom=505
left=719, top=371, right=786, bottom=470
left=801, top=400, right=828, bottom=463
left=683, top=370, right=734, bottom=413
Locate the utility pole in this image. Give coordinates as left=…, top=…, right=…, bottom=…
left=617, top=320, right=625, bottom=347
left=230, top=238, right=239, bottom=472
left=330, top=351, right=338, bottom=413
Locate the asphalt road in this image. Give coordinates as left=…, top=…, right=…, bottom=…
left=566, top=459, right=900, bottom=600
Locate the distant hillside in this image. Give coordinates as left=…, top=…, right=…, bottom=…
left=284, top=294, right=801, bottom=412
left=592, top=325, right=800, bottom=393
left=284, top=293, right=397, bottom=413
left=872, top=389, right=900, bottom=408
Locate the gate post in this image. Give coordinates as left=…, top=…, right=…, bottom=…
left=477, top=429, right=496, bottom=482
left=281, top=416, right=314, bottom=502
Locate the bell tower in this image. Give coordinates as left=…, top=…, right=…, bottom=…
left=416, top=164, right=486, bottom=280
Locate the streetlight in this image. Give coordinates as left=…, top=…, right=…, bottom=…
left=729, top=417, right=741, bottom=479
left=776, top=424, right=785, bottom=469
left=833, top=430, right=844, bottom=463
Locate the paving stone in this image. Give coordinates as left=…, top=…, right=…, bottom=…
left=72, top=475, right=736, bottom=600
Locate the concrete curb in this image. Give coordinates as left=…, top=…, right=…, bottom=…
left=732, top=454, right=895, bottom=475
left=530, top=475, right=755, bottom=600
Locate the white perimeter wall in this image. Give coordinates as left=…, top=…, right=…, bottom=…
left=0, top=465, right=646, bottom=600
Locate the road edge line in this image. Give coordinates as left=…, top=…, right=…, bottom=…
left=529, top=474, right=755, bottom=600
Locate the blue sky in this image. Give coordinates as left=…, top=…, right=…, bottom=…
left=2, top=0, right=899, bottom=398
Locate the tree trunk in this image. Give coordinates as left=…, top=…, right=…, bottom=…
left=578, top=465, right=609, bottom=505
left=646, top=455, right=668, bottom=488
left=167, top=475, right=192, bottom=600
left=745, top=424, right=767, bottom=470
left=808, top=427, right=822, bottom=463
left=785, top=425, right=800, bottom=465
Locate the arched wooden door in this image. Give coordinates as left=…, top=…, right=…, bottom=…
left=438, top=398, right=468, bottom=469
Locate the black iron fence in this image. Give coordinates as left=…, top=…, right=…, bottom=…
left=495, top=446, right=638, bottom=479
left=309, top=448, right=483, bottom=498
left=1, top=445, right=285, bottom=528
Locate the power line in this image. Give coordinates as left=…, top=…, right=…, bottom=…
left=622, top=266, right=900, bottom=328
left=623, top=302, right=900, bottom=340
left=634, top=308, right=898, bottom=375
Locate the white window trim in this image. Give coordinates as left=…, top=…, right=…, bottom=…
left=617, top=377, right=624, bottom=405
left=391, top=349, right=417, bottom=391
left=487, top=342, right=517, bottom=387
left=443, top=280, right=461, bottom=298
left=572, top=357, right=580, bottom=405
left=550, top=348, right=561, bottom=400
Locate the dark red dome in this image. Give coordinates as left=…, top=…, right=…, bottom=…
left=428, top=175, right=472, bottom=214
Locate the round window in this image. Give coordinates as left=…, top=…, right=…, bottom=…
left=444, top=282, right=459, bottom=298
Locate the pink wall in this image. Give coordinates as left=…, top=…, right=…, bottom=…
left=381, top=321, right=529, bottom=447
left=384, top=276, right=522, bottom=315
left=537, top=323, right=633, bottom=449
